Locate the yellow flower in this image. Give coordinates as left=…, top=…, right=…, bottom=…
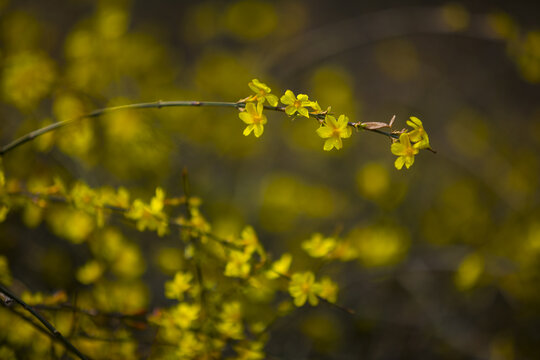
left=217, top=301, right=244, bottom=339
left=237, top=226, right=259, bottom=255
left=406, top=116, right=431, bottom=150
left=309, top=101, right=330, bottom=115
left=176, top=332, right=204, bottom=359
left=225, top=250, right=251, bottom=278
left=171, top=302, right=200, bottom=329
left=317, top=276, right=338, bottom=303
left=239, top=102, right=267, bottom=137
left=164, top=271, right=193, bottom=300
left=76, top=260, right=104, bottom=284
left=248, top=79, right=278, bottom=106
left=265, top=253, right=292, bottom=279
left=125, top=187, right=168, bottom=236
left=288, top=271, right=321, bottom=307
left=280, top=90, right=311, bottom=118
left=316, top=114, right=352, bottom=151
left=391, top=133, right=419, bottom=170
left=302, top=233, right=336, bottom=258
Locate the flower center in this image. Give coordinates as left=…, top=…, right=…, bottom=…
left=405, top=147, right=416, bottom=156
left=294, top=100, right=302, bottom=108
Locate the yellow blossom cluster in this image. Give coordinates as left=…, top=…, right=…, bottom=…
left=239, top=79, right=431, bottom=168
left=391, top=116, right=431, bottom=170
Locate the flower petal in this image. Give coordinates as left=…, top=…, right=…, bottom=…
left=256, top=102, right=264, bottom=115
left=248, top=82, right=259, bottom=93
left=399, top=133, right=412, bottom=147
left=323, top=137, right=341, bottom=151
left=298, top=107, right=309, bottom=118
left=266, top=94, right=278, bottom=107
left=245, top=102, right=257, bottom=116
left=253, top=124, right=264, bottom=137
left=316, top=126, right=333, bottom=138
left=239, top=112, right=252, bottom=124
left=285, top=106, right=297, bottom=115
left=394, top=156, right=405, bottom=170
left=337, top=114, right=349, bottom=128
left=405, top=155, right=415, bottom=168
left=341, top=126, right=352, bottom=139
left=408, top=116, right=423, bottom=128
left=280, top=90, right=295, bottom=105
left=325, top=115, right=338, bottom=128
left=294, top=294, right=307, bottom=307
left=243, top=125, right=254, bottom=136
left=391, top=142, right=406, bottom=155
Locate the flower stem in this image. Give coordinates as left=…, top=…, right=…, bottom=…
left=0, top=99, right=400, bottom=156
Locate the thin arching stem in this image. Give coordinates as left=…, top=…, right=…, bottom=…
left=0, top=283, right=89, bottom=360
left=0, top=100, right=399, bottom=156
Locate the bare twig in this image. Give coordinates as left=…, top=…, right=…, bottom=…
left=0, top=99, right=403, bottom=157
left=0, top=283, right=90, bottom=360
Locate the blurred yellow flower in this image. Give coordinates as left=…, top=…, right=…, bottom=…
left=176, top=332, right=204, bottom=359
left=316, top=114, right=352, bottom=151
left=76, top=260, right=104, bottom=284
left=289, top=271, right=321, bottom=307
left=391, top=133, right=419, bottom=170
left=171, top=302, right=200, bottom=329
left=225, top=250, right=251, bottom=278
left=1, top=52, right=55, bottom=108
left=454, top=253, right=484, bottom=291
left=266, top=253, right=292, bottom=279
left=217, top=301, right=244, bottom=339
left=280, top=90, right=311, bottom=118
left=165, top=271, right=193, bottom=300
left=237, top=225, right=259, bottom=255
left=317, top=276, right=338, bottom=303
left=125, top=187, right=168, bottom=236
left=239, top=102, right=267, bottom=137
left=302, top=233, right=336, bottom=258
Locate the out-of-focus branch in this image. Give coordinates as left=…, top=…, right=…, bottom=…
left=0, top=283, right=90, bottom=360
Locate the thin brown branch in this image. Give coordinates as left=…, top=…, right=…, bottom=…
left=0, top=283, right=90, bottom=360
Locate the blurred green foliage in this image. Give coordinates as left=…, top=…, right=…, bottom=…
left=0, top=0, right=539, bottom=359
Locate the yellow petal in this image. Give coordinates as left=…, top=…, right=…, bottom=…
left=405, top=155, right=415, bottom=168
left=341, top=126, right=352, bottom=139
left=325, top=115, right=338, bottom=128
left=391, top=142, right=406, bottom=155
left=399, top=133, right=412, bottom=147
left=323, top=137, right=341, bottom=151
left=266, top=94, right=278, bottom=107
left=245, top=102, right=257, bottom=116
left=408, top=116, right=423, bottom=128
left=285, top=106, right=297, bottom=115
left=394, top=156, right=405, bottom=170
left=256, top=102, right=265, bottom=115
left=298, top=107, right=309, bottom=118
left=239, top=112, right=252, bottom=124
left=337, top=114, right=349, bottom=128
left=248, top=82, right=259, bottom=93
left=316, top=126, right=333, bottom=139
left=280, top=90, right=295, bottom=105
left=243, top=125, right=254, bottom=136
left=254, top=124, right=264, bottom=137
